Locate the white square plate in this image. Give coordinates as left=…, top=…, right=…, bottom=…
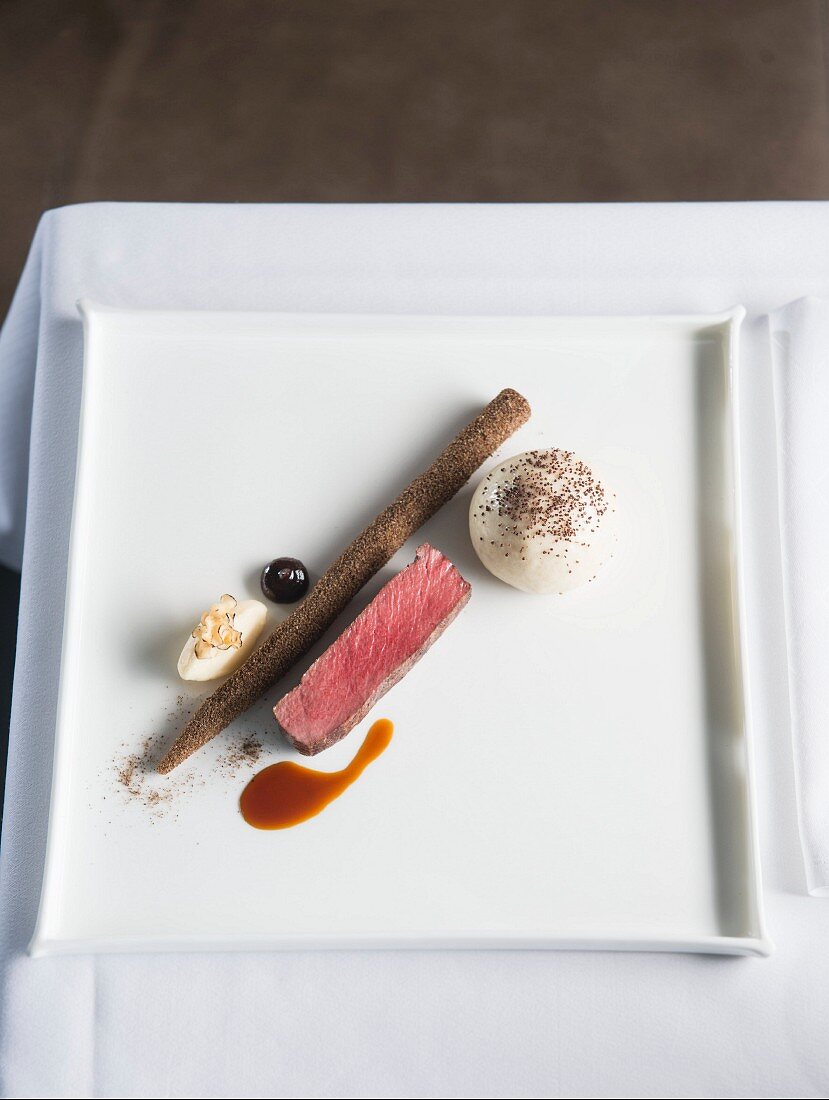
left=31, top=305, right=770, bottom=956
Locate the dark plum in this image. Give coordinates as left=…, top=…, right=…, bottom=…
left=260, top=557, right=309, bottom=604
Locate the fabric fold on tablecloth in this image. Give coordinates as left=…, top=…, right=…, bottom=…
left=770, top=297, right=829, bottom=896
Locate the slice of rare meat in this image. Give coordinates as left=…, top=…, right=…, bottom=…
left=274, top=543, right=470, bottom=755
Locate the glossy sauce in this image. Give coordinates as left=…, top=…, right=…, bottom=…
left=240, top=719, right=393, bottom=829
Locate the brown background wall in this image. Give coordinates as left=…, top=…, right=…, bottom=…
left=3, top=0, right=829, bottom=319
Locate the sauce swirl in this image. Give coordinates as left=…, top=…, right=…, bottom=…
left=240, top=719, right=393, bottom=829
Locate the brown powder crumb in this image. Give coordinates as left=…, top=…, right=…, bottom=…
left=114, top=712, right=264, bottom=817
left=114, top=731, right=183, bottom=815
left=238, top=735, right=263, bottom=765
left=216, top=735, right=264, bottom=779
left=117, top=755, right=140, bottom=794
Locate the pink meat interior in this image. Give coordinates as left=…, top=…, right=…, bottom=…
left=274, top=543, right=470, bottom=746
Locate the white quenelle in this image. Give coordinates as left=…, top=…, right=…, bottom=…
left=177, top=593, right=267, bottom=681
left=469, top=449, right=617, bottom=594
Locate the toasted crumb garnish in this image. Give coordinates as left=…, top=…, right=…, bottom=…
left=192, top=594, right=243, bottom=659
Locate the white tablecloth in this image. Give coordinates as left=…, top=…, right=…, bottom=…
left=1, top=202, right=828, bottom=1099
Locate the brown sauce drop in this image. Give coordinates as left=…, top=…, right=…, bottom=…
left=240, top=719, right=393, bottom=830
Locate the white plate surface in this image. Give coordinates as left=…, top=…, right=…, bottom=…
left=31, top=306, right=770, bottom=955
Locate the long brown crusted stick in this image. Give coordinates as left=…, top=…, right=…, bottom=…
left=158, top=388, right=531, bottom=773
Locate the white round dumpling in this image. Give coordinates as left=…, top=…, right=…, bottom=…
left=469, top=449, right=617, bottom=594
